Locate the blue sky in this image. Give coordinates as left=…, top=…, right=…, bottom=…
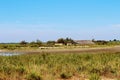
left=0, top=0, right=120, bottom=42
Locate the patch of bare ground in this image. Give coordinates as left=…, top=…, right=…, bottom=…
left=0, top=50, right=2, bottom=52
left=56, top=76, right=84, bottom=80
left=101, top=78, right=117, bottom=80
left=56, top=77, right=117, bottom=80
left=2, top=46, right=120, bottom=54
left=26, top=46, right=120, bottom=54
left=56, top=74, right=118, bottom=80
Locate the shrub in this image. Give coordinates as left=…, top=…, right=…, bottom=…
left=16, top=67, right=26, bottom=75
left=26, top=73, right=42, bottom=80
left=90, top=68, right=101, bottom=74
left=60, top=72, right=72, bottom=79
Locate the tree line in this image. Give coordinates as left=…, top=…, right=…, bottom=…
left=0, top=38, right=76, bottom=50
left=0, top=38, right=120, bottom=50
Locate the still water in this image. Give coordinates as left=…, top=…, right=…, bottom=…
left=0, top=52, right=22, bottom=56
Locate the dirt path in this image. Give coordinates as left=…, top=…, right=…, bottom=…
left=1, top=46, right=120, bottom=54
left=23, top=46, right=120, bottom=54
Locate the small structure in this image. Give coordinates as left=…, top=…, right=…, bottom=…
left=66, top=43, right=72, bottom=46
left=54, top=43, right=64, bottom=46
left=75, top=40, right=95, bottom=45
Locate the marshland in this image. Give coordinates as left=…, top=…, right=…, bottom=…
left=0, top=39, right=120, bottom=80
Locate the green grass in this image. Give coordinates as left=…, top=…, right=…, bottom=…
left=0, top=52, right=120, bottom=80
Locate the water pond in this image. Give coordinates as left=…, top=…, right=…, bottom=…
left=0, top=52, right=23, bottom=56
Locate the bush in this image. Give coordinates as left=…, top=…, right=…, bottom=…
left=26, top=73, right=42, bottom=80
left=60, top=72, right=72, bottom=79
left=16, top=67, right=26, bottom=75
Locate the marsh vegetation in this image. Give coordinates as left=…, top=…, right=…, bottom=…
left=0, top=52, right=120, bottom=80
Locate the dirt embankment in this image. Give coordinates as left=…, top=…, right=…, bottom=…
left=0, top=50, right=2, bottom=52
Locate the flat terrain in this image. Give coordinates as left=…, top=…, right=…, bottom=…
left=1, top=46, right=120, bottom=54
left=1, top=46, right=120, bottom=80
left=36, top=46, right=120, bottom=53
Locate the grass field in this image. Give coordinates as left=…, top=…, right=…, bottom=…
left=0, top=51, right=120, bottom=80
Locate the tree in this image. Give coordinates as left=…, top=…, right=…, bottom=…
left=20, top=40, right=28, bottom=46
left=47, top=41, right=55, bottom=46
left=65, top=37, right=75, bottom=44
left=57, top=38, right=65, bottom=44
left=94, top=40, right=108, bottom=45
left=57, top=37, right=75, bottom=45
left=92, top=39, right=95, bottom=42
left=36, top=39, right=42, bottom=46
left=29, top=41, right=39, bottom=47
left=113, top=39, right=117, bottom=42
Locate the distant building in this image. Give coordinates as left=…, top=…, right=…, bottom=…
left=66, top=43, right=72, bottom=46
left=55, top=43, right=64, bottom=46
left=75, top=40, right=95, bottom=45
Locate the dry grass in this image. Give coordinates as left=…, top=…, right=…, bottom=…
left=0, top=49, right=120, bottom=80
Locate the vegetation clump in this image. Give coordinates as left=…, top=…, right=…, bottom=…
left=60, top=72, right=72, bottom=79
left=89, top=73, right=101, bottom=80
left=26, top=73, right=42, bottom=80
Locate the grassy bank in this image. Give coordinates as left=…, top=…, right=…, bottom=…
left=0, top=52, right=120, bottom=80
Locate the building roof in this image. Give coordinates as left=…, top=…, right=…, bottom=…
left=75, top=40, right=94, bottom=44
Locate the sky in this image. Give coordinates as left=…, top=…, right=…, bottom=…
left=0, top=0, right=120, bottom=42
